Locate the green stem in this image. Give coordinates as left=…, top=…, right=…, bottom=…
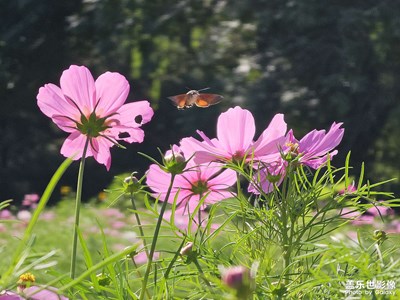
left=70, top=137, right=90, bottom=279
left=280, top=163, right=297, bottom=285
left=193, top=258, right=211, bottom=287
left=139, top=174, right=176, bottom=300
left=130, top=192, right=149, bottom=257
left=280, top=168, right=291, bottom=284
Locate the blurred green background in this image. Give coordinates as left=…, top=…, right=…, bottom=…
left=1, top=0, right=400, bottom=203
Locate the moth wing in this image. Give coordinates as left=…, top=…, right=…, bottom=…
left=167, top=94, right=188, bottom=109
left=195, top=93, right=223, bottom=108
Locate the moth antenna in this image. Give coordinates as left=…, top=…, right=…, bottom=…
left=197, top=87, right=210, bottom=92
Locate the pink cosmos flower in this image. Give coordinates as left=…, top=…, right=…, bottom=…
left=249, top=122, right=344, bottom=194
left=286, top=122, right=344, bottom=169
left=180, top=106, right=287, bottom=164
left=37, top=65, right=154, bottom=170
left=146, top=158, right=237, bottom=214
left=248, top=159, right=287, bottom=194
left=0, top=287, right=68, bottom=300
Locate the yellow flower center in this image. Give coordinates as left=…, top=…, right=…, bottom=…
left=18, top=272, right=36, bottom=284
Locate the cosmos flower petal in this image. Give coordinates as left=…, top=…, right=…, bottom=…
left=297, top=122, right=344, bottom=168
left=304, top=150, right=338, bottom=168
left=115, top=101, right=154, bottom=128
left=95, top=72, right=130, bottom=116
left=92, top=137, right=113, bottom=170
left=207, top=168, right=237, bottom=188
left=146, top=164, right=173, bottom=191
left=180, top=137, right=226, bottom=164
left=60, top=131, right=93, bottom=161
left=24, top=286, right=69, bottom=300
left=205, top=190, right=235, bottom=204
left=253, top=113, right=287, bottom=154
left=37, top=83, right=79, bottom=132
left=311, top=122, right=344, bottom=155
left=299, top=129, right=325, bottom=153
left=216, top=106, right=255, bottom=154
left=60, top=65, right=96, bottom=115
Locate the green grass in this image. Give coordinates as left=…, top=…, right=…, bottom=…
left=1, top=194, right=400, bottom=299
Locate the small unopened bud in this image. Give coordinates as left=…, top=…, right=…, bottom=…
left=373, top=230, right=387, bottom=245
left=97, top=273, right=111, bottom=286
left=164, top=151, right=185, bottom=164
left=163, top=145, right=187, bottom=175
left=221, top=266, right=254, bottom=299
left=123, top=173, right=142, bottom=194
left=180, top=242, right=194, bottom=256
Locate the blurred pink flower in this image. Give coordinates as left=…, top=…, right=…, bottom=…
left=346, top=231, right=358, bottom=240
left=146, top=159, right=236, bottom=214
left=338, top=183, right=357, bottom=195
left=0, top=209, right=13, bottom=220
left=352, top=214, right=375, bottom=226
left=365, top=205, right=394, bottom=217
left=112, top=243, right=127, bottom=252
left=22, top=194, right=40, bottom=207
left=111, top=221, right=126, bottom=229
left=163, top=209, right=220, bottom=232
left=24, top=286, right=68, bottom=300
left=339, top=208, right=370, bottom=226
left=133, top=251, right=160, bottom=265
left=286, top=122, right=344, bottom=169
left=16, top=210, right=32, bottom=222
left=339, top=207, right=391, bottom=226
left=180, top=106, right=287, bottom=164
left=39, top=211, right=55, bottom=221
left=0, top=291, right=21, bottom=300
left=387, top=220, right=400, bottom=234
left=102, top=208, right=125, bottom=219
left=103, top=228, right=120, bottom=237
left=37, top=65, right=154, bottom=170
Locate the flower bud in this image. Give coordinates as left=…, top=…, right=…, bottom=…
left=97, top=273, right=111, bottom=286
left=180, top=242, right=194, bottom=256
left=221, top=266, right=254, bottom=299
left=123, top=173, right=142, bottom=194
left=163, top=145, right=187, bottom=175
left=373, top=230, right=387, bottom=245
